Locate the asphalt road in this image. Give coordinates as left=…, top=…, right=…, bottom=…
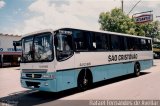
left=0, top=60, right=160, bottom=106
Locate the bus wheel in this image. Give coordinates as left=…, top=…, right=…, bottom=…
left=77, top=70, right=92, bottom=91
left=134, top=63, right=140, bottom=77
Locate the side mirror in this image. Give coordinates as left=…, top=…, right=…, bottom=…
left=13, top=42, right=17, bottom=51
left=13, top=40, right=22, bottom=51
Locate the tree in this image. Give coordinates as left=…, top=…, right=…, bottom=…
left=99, top=8, right=136, bottom=35
left=99, top=8, right=160, bottom=39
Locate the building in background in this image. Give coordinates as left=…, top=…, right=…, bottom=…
left=0, top=33, right=21, bottom=67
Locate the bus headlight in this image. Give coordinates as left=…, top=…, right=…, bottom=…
left=42, top=74, right=55, bottom=79
left=20, top=80, right=24, bottom=84
left=21, top=73, right=25, bottom=78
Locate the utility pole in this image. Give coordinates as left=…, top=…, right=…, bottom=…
left=121, top=0, right=124, bottom=12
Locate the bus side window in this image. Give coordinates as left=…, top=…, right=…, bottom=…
left=146, top=39, right=152, bottom=50
left=126, top=37, right=134, bottom=51
left=92, top=33, right=109, bottom=51
left=73, top=30, right=89, bottom=51
left=141, top=39, right=151, bottom=51
left=110, top=35, right=122, bottom=51
left=134, top=38, right=141, bottom=51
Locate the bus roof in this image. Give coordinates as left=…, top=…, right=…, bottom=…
left=22, top=27, right=152, bottom=40
left=22, top=29, right=53, bottom=37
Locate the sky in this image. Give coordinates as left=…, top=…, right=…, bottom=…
left=0, top=0, right=160, bottom=35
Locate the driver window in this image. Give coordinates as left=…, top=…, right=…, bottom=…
left=55, top=34, right=73, bottom=61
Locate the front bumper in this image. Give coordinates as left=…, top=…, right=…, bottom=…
left=21, top=78, right=57, bottom=92
left=20, top=70, right=78, bottom=92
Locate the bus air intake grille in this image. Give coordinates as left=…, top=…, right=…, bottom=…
left=26, top=74, right=42, bottom=78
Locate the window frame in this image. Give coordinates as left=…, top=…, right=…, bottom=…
left=21, top=32, right=54, bottom=63
left=54, top=32, right=74, bottom=62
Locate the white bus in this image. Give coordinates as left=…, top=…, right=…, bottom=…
left=14, top=28, right=153, bottom=92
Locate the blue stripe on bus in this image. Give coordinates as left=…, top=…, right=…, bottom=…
left=21, top=59, right=153, bottom=92
left=91, top=61, right=134, bottom=82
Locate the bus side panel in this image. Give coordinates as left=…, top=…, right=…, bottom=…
left=139, top=60, right=153, bottom=71
left=125, top=62, right=135, bottom=74
left=91, top=62, right=134, bottom=83
left=91, top=65, right=109, bottom=82
left=56, top=70, right=79, bottom=92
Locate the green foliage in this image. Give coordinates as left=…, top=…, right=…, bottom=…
left=99, top=8, right=160, bottom=39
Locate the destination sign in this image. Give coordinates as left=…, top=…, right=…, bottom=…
left=59, top=30, right=72, bottom=35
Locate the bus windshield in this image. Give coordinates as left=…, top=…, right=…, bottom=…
left=22, top=32, right=53, bottom=62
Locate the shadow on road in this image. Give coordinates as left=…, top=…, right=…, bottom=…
left=92, top=72, right=149, bottom=89
left=0, top=72, right=150, bottom=106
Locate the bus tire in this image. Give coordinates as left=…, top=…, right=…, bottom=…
left=134, top=63, right=140, bottom=77
left=77, top=69, right=93, bottom=91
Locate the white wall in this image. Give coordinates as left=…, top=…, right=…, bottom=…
left=0, top=35, right=21, bottom=52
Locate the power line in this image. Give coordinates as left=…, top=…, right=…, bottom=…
left=127, top=0, right=141, bottom=15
